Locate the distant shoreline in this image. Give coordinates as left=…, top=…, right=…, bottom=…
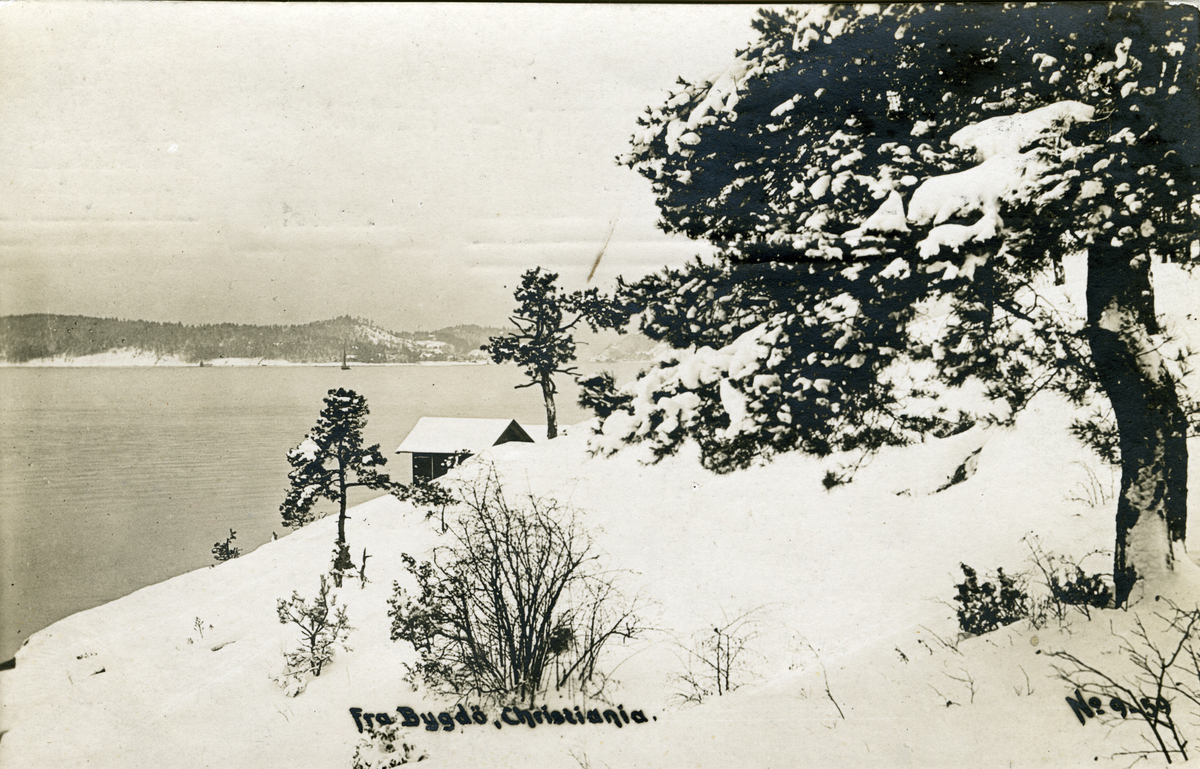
left=0, top=357, right=641, bottom=368
left=0, top=358, right=494, bottom=368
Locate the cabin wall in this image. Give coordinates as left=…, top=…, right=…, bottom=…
left=410, top=452, right=472, bottom=481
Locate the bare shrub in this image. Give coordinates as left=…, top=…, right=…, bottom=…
left=1052, top=601, right=1200, bottom=763
left=671, top=607, right=767, bottom=705
left=1063, top=461, right=1117, bottom=508
left=388, top=469, right=644, bottom=705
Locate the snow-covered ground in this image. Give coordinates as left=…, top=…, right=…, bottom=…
left=0, top=405, right=1196, bottom=767
left=2, top=263, right=1198, bottom=768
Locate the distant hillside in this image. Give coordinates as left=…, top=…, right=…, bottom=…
left=0, top=315, right=508, bottom=365
left=397, top=325, right=511, bottom=359
left=578, top=328, right=666, bottom=363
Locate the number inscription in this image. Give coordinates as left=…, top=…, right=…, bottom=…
left=1066, top=688, right=1171, bottom=726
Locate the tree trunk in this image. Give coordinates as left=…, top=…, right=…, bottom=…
left=1085, top=243, right=1188, bottom=607
left=541, top=374, right=558, bottom=439
left=334, top=454, right=349, bottom=588
left=337, top=463, right=348, bottom=546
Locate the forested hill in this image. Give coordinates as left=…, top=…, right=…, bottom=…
left=0, top=315, right=507, bottom=364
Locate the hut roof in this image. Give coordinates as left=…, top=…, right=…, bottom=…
left=395, top=417, right=535, bottom=455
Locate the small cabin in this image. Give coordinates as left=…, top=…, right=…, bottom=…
left=395, top=417, right=535, bottom=481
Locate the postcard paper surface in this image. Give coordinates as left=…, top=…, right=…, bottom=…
left=1, top=3, right=1199, bottom=767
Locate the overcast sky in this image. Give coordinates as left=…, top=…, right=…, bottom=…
left=0, top=2, right=760, bottom=330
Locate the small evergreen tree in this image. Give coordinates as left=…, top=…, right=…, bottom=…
left=280, top=388, right=391, bottom=585
left=275, top=574, right=352, bottom=695
left=350, top=721, right=428, bottom=768
left=487, top=268, right=625, bottom=439
left=954, top=564, right=1030, bottom=635
left=211, top=528, right=240, bottom=562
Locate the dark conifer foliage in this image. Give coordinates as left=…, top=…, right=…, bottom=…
left=577, top=371, right=633, bottom=420
left=211, top=529, right=241, bottom=563
left=487, top=268, right=626, bottom=439
left=954, top=564, right=1030, bottom=636
left=606, top=3, right=1197, bottom=605
left=280, top=389, right=392, bottom=584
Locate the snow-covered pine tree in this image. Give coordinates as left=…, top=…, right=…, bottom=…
left=280, top=388, right=391, bottom=579
left=603, top=4, right=1198, bottom=606
left=487, top=267, right=626, bottom=439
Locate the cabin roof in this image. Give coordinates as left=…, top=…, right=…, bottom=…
left=395, top=417, right=535, bottom=455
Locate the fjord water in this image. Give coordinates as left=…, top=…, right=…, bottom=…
left=0, top=363, right=638, bottom=662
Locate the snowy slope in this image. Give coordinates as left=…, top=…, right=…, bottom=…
left=2, top=264, right=1200, bottom=768
left=0, top=406, right=1191, bottom=768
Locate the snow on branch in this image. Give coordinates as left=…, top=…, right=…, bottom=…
left=591, top=322, right=783, bottom=453
left=843, top=190, right=910, bottom=244
left=906, top=100, right=1098, bottom=261
left=791, top=4, right=870, bottom=52
left=950, top=101, right=1094, bottom=161
left=663, top=58, right=763, bottom=155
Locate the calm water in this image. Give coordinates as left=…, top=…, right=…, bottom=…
left=0, top=363, right=639, bottom=661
